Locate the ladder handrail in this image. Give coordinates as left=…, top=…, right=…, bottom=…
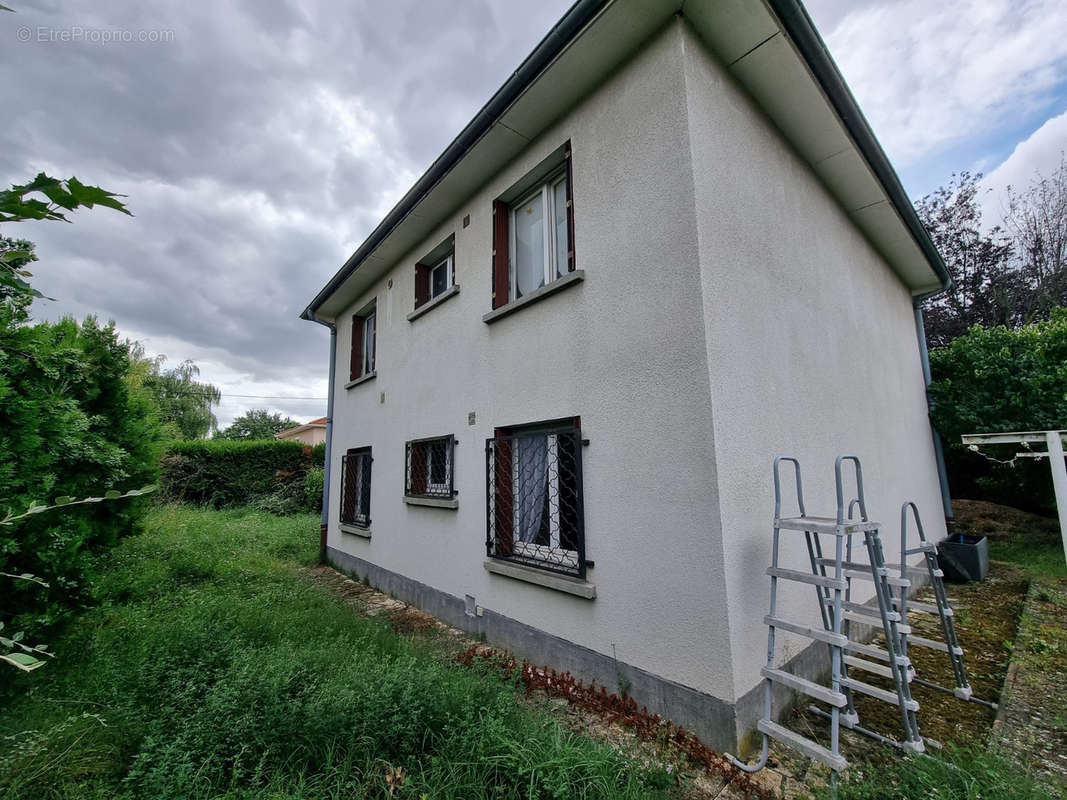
left=773, top=456, right=805, bottom=519
left=835, top=455, right=867, bottom=523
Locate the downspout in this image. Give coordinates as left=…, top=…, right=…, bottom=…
left=913, top=297, right=955, bottom=533
left=306, top=311, right=337, bottom=561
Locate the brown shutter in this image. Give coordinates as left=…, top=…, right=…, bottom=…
left=410, top=442, right=427, bottom=495
left=492, top=434, right=513, bottom=555
left=564, top=141, right=576, bottom=272
left=414, top=263, right=430, bottom=309
left=492, top=199, right=509, bottom=309
left=349, top=314, right=363, bottom=382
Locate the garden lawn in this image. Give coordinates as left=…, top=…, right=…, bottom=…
left=0, top=506, right=673, bottom=800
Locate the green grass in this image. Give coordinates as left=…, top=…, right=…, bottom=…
left=823, top=746, right=1063, bottom=800
left=990, top=537, right=1067, bottom=579
left=0, top=506, right=673, bottom=800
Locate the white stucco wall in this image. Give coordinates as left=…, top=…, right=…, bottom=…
left=327, top=21, right=738, bottom=700
left=679, top=24, right=948, bottom=706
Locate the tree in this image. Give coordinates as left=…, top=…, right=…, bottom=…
left=1004, top=154, right=1067, bottom=321
left=215, top=408, right=299, bottom=440
left=130, top=344, right=221, bottom=440
left=928, top=309, right=1067, bottom=512
left=916, top=171, right=1015, bottom=348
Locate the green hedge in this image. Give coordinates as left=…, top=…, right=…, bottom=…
left=161, top=440, right=325, bottom=514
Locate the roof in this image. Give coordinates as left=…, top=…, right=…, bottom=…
left=275, top=417, right=328, bottom=440
left=303, top=0, right=949, bottom=323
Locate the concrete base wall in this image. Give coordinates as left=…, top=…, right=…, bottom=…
left=327, top=546, right=742, bottom=752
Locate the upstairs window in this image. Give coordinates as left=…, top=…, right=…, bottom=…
left=405, top=435, right=456, bottom=500
left=414, top=236, right=456, bottom=313
left=349, top=303, right=376, bottom=382
left=486, top=418, right=586, bottom=578
left=492, top=141, right=575, bottom=309
left=341, top=447, right=372, bottom=528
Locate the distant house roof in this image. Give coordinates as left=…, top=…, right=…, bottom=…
left=275, top=417, right=327, bottom=440
left=302, top=0, right=950, bottom=324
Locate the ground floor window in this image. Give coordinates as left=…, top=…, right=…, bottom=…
left=405, top=435, right=456, bottom=499
left=486, top=418, right=585, bottom=578
left=341, top=447, right=372, bottom=527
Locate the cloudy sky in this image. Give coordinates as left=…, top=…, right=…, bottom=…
left=3, top=0, right=1066, bottom=429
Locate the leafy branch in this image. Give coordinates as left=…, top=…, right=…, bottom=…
left=1, top=485, right=157, bottom=526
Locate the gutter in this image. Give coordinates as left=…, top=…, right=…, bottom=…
left=765, top=0, right=952, bottom=294
left=305, top=310, right=337, bottom=558
left=300, top=0, right=611, bottom=322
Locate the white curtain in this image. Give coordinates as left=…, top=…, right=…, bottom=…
left=516, top=434, right=548, bottom=544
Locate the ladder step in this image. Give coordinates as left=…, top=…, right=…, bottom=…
left=841, top=611, right=911, bottom=634
left=761, top=667, right=847, bottom=707
left=892, top=599, right=952, bottom=617
left=841, top=677, right=919, bottom=711
left=844, top=640, right=906, bottom=664
left=777, top=515, right=880, bottom=535
left=822, top=598, right=901, bottom=622
left=757, top=719, right=847, bottom=771
left=904, top=543, right=937, bottom=555
left=884, top=562, right=943, bottom=578
left=844, top=655, right=911, bottom=680
left=764, top=615, right=848, bottom=647
left=816, top=559, right=911, bottom=587
left=908, top=635, right=962, bottom=656
left=767, top=566, right=847, bottom=590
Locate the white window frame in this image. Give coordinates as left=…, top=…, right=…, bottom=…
left=508, top=170, right=568, bottom=300
left=362, top=311, right=376, bottom=375
left=429, top=254, right=453, bottom=300
left=511, top=432, right=577, bottom=568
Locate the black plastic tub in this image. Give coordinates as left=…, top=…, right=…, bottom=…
left=937, top=534, right=989, bottom=582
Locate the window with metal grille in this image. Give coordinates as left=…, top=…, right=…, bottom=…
left=486, top=420, right=586, bottom=578
left=340, top=447, right=372, bottom=527
left=405, top=435, right=456, bottom=499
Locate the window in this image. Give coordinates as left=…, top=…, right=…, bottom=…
left=341, top=447, right=372, bottom=527
left=511, top=172, right=569, bottom=298
left=349, top=302, right=376, bottom=382
left=486, top=419, right=585, bottom=578
left=414, top=236, right=456, bottom=313
left=405, top=435, right=456, bottom=499
left=492, top=141, right=575, bottom=309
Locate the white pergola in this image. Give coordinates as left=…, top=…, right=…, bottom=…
left=960, top=430, right=1067, bottom=567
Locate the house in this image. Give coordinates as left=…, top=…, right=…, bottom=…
left=300, top=0, right=951, bottom=753
left=275, top=417, right=328, bottom=446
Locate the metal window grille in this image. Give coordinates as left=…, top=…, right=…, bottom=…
left=405, top=435, right=456, bottom=499
left=485, top=426, right=586, bottom=578
left=340, top=448, right=372, bottom=527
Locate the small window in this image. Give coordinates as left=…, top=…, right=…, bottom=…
left=414, top=236, right=456, bottom=312
left=349, top=301, right=377, bottom=382
left=491, top=142, right=574, bottom=310
left=511, top=171, right=569, bottom=298
left=405, top=435, right=456, bottom=500
left=362, top=312, right=376, bottom=376
left=341, top=447, right=372, bottom=527
left=430, top=255, right=453, bottom=299
left=486, top=419, right=585, bottom=578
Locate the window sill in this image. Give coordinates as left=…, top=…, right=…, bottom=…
left=403, top=496, right=458, bottom=509
left=483, top=559, right=596, bottom=599
left=482, top=270, right=584, bottom=325
left=345, top=372, right=376, bottom=390
left=407, top=284, right=460, bottom=322
left=340, top=523, right=371, bottom=538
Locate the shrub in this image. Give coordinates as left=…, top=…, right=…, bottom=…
left=0, top=315, right=164, bottom=627
left=160, top=440, right=325, bottom=513
left=304, top=466, right=324, bottom=514
left=929, top=309, right=1067, bottom=512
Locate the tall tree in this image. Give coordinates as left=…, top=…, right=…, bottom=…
left=129, top=346, right=221, bottom=440
left=1004, top=155, right=1067, bottom=321
left=215, top=408, right=299, bottom=440
left=916, top=171, right=1015, bottom=348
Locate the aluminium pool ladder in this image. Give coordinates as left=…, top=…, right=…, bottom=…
left=727, top=456, right=923, bottom=779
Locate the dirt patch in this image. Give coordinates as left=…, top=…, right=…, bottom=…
left=954, top=499, right=1060, bottom=543
left=993, top=579, right=1067, bottom=788
left=790, top=560, right=1027, bottom=767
